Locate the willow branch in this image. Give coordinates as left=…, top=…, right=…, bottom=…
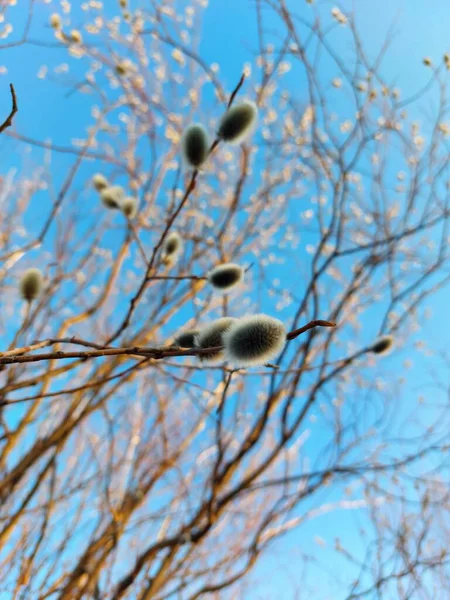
left=0, top=84, right=18, bottom=134
left=0, top=320, right=336, bottom=368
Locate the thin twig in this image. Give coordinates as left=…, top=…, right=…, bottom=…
left=127, top=218, right=149, bottom=266
left=148, top=275, right=207, bottom=281
left=0, top=84, right=18, bottom=134
left=227, top=73, right=246, bottom=108
left=1, top=359, right=150, bottom=406
left=286, top=320, right=336, bottom=340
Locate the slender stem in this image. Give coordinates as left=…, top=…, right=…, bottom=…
left=147, top=275, right=207, bottom=281
left=286, top=320, right=336, bottom=340
left=0, top=84, right=18, bottom=134
left=127, top=218, right=149, bottom=266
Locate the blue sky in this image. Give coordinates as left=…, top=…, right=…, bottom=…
left=0, top=1, right=450, bottom=598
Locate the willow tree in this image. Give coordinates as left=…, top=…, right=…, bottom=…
left=0, top=1, right=449, bottom=598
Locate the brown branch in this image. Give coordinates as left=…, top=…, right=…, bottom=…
left=0, top=84, right=18, bottom=134
left=227, top=72, right=246, bottom=108
left=286, top=319, right=336, bottom=340
left=0, top=320, right=336, bottom=370
left=146, top=275, right=207, bottom=281
left=1, top=359, right=150, bottom=406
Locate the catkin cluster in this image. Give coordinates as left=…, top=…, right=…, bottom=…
left=92, top=174, right=138, bottom=219
left=181, top=100, right=258, bottom=170
left=173, top=314, right=287, bottom=368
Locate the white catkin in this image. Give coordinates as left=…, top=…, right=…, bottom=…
left=181, top=124, right=209, bottom=169
left=195, top=317, right=237, bottom=363
left=100, top=185, right=124, bottom=209
left=218, top=100, right=258, bottom=144
left=163, top=232, right=182, bottom=257
left=92, top=173, right=108, bottom=192
left=371, top=335, right=394, bottom=355
left=19, top=268, right=44, bottom=302
left=207, top=263, right=244, bottom=292
left=50, top=13, right=62, bottom=29
left=223, top=314, right=286, bottom=367
left=121, top=196, right=138, bottom=219
left=174, top=329, right=200, bottom=348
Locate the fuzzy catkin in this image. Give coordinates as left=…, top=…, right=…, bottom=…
left=371, top=335, right=394, bottom=355
left=196, top=318, right=236, bottom=362
left=92, top=173, right=108, bottom=192
left=207, top=263, right=244, bottom=292
left=223, top=314, right=286, bottom=367
left=181, top=124, right=209, bottom=169
left=115, top=62, right=128, bottom=76
left=70, top=30, right=82, bottom=43
left=163, top=232, right=182, bottom=257
left=174, top=329, right=200, bottom=348
left=100, top=186, right=124, bottom=209
left=19, top=268, right=44, bottom=302
left=121, top=196, right=138, bottom=219
left=218, top=101, right=258, bottom=144
left=50, top=13, right=61, bottom=29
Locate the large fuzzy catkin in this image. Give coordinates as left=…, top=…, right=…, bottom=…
left=174, top=329, right=200, bottom=348
left=100, top=185, right=124, bottom=209
left=223, top=314, right=287, bottom=367
left=196, top=317, right=236, bottom=362
left=181, top=124, right=209, bottom=169
left=92, top=173, right=108, bottom=192
left=121, top=196, right=138, bottom=219
left=218, top=100, right=258, bottom=144
left=207, top=263, right=244, bottom=292
left=19, top=268, right=44, bottom=302
left=371, top=335, right=394, bottom=355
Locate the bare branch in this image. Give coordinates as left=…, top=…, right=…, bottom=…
left=0, top=83, right=18, bottom=134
